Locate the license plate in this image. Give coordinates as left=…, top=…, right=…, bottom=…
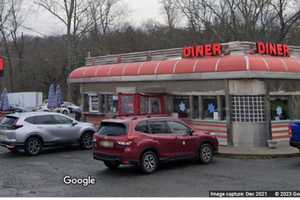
left=100, top=141, right=114, bottom=148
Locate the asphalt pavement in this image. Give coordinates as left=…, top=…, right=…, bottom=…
left=0, top=146, right=300, bottom=197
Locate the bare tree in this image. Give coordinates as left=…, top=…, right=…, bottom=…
left=36, top=0, right=92, bottom=101
left=219, top=0, right=274, bottom=40
left=161, top=0, right=179, bottom=29
left=271, top=0, right=300, bottom=42
left=174, top=0, right=280, bottom=42
left=175, top=0, right=225, bottom=41
left=87, top=0, right=124, bottom=36
left=86, top=0, right=126, bottom=56
left=36, top=0, right=90, bottom=75
left=175, top=0, right=205, bottom=33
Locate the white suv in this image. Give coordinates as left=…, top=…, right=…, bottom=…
left=0, top=112, right=96, bottom=155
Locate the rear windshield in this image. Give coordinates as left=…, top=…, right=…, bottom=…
left=0, top=116, right=18, bottom=129
left=97, top=122, right=127, bottom=136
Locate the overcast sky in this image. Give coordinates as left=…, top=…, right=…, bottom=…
left=23, top=0, right=163, bottom=36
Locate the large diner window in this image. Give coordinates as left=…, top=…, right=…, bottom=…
left=88, top=93, right=118, bottom=114
left=173, top=96, right=190, bottom=118
left=88, top=94, right=99, bottom=112
left=202, top=96, right=218, bottom=120
left=119, top=94, right=164, bottom=116
left=271, top=96, right=289, bottom=120
left=121, top=95, right=135, bottom=115
left=189, top=95, right=226, bottom=120
left=141, top=96, right=161, bottom=114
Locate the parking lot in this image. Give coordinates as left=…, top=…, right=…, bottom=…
left=0, top=146, right=299, bottom=197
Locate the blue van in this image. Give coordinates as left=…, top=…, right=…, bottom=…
left=289, top=122, right=300, bottom=150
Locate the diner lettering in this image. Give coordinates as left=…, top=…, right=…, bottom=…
left=182, top=43, right=222, bottom=58
left=256, top=42, right=290, bottom=57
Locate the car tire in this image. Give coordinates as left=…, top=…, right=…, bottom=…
left=24, top=137, right=43, bottom=156
left=140, top=151, right=159, bottom=174
left=198, top=143, right=214, bottom=164
left=104, top=161, right=120, bottom=169
left=80, top=132, right=94, bottom=149
left=62, top=110, right=68, bottom=115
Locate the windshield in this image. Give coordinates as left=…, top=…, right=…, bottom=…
left=97, top=122, right=127, bottom=136
left=0, top=116, right=19, bottom=129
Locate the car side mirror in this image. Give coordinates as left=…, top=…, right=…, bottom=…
left=188, top=129, right=194, bottom=136
left=72, top=121, right=78, bottom=126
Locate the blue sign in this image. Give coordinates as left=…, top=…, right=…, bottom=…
left=208, top=103, right=216, bottom=113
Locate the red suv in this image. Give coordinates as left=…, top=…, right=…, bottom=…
left=93, top=116, right=218, bottom=174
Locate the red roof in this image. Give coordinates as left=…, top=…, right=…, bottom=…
left=69, top=55, right=300, bottom=80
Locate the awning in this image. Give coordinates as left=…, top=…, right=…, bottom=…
left=69, top=55, right=300, bottom=83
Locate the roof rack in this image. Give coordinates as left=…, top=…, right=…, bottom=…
left=85, top=41, right=300, bottom=66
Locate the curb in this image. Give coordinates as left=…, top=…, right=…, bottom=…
left=216, top=152, right=300, bottom=159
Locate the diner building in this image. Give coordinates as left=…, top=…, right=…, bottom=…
left=68, top=41, right=300, bottom=147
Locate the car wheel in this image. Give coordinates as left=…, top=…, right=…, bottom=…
left=198, top=143, right=214, bottom=164
left=62, top=110, right=68, bottom=115
left=80, top=132, right=94, bottom=149
left=140, top=151, right=158, bottom=174
left=104, top=161, right=120, bottom=169
left=25, top=137, right=42, bottom=156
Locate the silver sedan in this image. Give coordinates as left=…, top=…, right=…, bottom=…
left=0, top=112, right=96, bottom=156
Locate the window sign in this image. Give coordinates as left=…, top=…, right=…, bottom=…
left=213, top=112, right=219, bottom=120
left=179, top=101, right=186, bottom=112
left=208, top=103, right=216, bottom=113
